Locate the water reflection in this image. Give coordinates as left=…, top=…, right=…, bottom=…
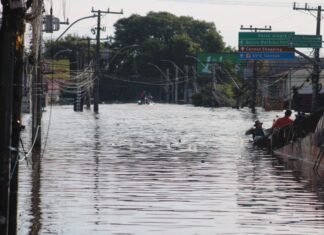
left=93, top=114, right=101, bottom=225
left=29, top=149, right=42, bottom=235
left=17, top=104, right=324, bottom=235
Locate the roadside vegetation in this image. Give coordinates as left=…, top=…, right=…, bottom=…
left=45, top=11, right=242, bottom=107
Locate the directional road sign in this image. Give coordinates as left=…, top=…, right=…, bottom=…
left=239, top=32, right=295, bottom=46
left=197, top=53, right=240, bottom=74
left=289, top=34, right=322, bottom=48
left=239, top=52, right=295, bottom=60
left=239, top=46, right=294, bottom=52
left=239, top=32, right=295, bottom=39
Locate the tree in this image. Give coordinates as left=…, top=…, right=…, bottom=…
left=104, top=11, right=232, bottom=103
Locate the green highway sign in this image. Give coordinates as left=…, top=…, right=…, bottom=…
left=239, top=32, right=322, bottom=49
left=239, top=32, right=295, bottom=39
left=197, top=53, right=240, bottom=75
left=289, top=34, right=322, bottom=48
left=239, top=39, right=291, bottom=46
left=239, top=32, right=295, bottom=46
left=239, top=46, right=294, bottom=52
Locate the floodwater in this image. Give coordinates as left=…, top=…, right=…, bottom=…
left=18, top=104, right=324, bottom=235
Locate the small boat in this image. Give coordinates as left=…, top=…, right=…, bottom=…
left=137, top=99, right=153, bottom=105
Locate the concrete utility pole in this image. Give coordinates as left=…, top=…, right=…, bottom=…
left=192, top=66, right=199, bottom=93
left=212, top=63, right=217, bottom=91
left=91, top=8, right=123, bottom=113
left=0, top=11, right=15, bottom=235
left=86, top=37, right=91, bottom=109
left=184, top=65, right=189, bottom=104
left=166, top=68, right=170, bottom=103
left=32, top=45, right=42, bottom=148
left=293, top=3, right=323, bottom=113
left=161, top=60, right=184, bottom=104
left=175, top=66, right=179, bottom=104
left=0, top=2, right=26, bottom=234
left=240, top=25, right=272, bottom=113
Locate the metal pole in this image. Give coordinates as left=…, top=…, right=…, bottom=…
left=175, top=66, right=178, bottom=104
left=240, top=25, right=271, bottom=113
left=251, top=61, right=257, bottom=113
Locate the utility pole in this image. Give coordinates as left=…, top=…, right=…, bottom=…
left=293, top=3, right=323, bottom=113
left=0, top=1, right=26, bottom=234
left=184, top=65, right=189, bottom=104
left=175, top=66, right=178, bottom=104
left=9, top=10, right=25, bottom=235
left=86, top=37, right=91, bottom=109
left=0, top=8, right=15, bottom=235
left=212, top=63, right=217, bottom=91
left=240, top=25, right=272, bottom=113
left=192, top=66, right=198, bottom=93
left=166, top=68, right=170, bottom=103
left=91, top=8, right=123, bottom=113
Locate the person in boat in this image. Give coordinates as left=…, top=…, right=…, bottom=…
left=146, top=93, right=153, bottom=104
left=272, top=109, right=293, bottom=130
left=139, top=90, right=146, bottom=104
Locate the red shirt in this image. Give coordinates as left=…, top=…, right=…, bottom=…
left=272, top=116, right=293, bottom=129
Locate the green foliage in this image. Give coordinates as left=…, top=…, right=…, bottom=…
left=112, top=11, right=226, bottom=73
left=43, top=35, right=95, bottom=65
left=191, top=82, right=236, bottom=107
left=43, top=12, right=241, bottom=105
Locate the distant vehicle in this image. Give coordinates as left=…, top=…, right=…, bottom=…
left=138, top=91, right=153, bottom=105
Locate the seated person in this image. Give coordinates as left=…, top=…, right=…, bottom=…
left=272, top=110, right=293, bottom=129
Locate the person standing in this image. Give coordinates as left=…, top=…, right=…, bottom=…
left=252, top=120, right=265, bottom=141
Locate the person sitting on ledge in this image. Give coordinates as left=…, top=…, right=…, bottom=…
left=272, top=109, right=293, bottom=130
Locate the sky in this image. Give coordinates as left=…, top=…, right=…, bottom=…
left=45, top=0, right=324, bottom=53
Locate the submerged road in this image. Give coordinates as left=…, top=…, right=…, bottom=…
left=18, top=104, right=324, bottom=235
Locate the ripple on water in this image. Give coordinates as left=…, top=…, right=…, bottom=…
left=18, top=104, right=324, bottom=235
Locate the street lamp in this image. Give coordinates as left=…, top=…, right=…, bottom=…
left=147, top=62, right=171, bottom=103
left=105, top=44, right=140, bottom=70
left=55, top=15, right=96, bottom=42
left=160, top=59, right=184, bottom=104
left=185, top=55, right=211, bottom=74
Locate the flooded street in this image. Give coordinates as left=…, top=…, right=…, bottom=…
left=18, top=104, right=324, bottom=235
